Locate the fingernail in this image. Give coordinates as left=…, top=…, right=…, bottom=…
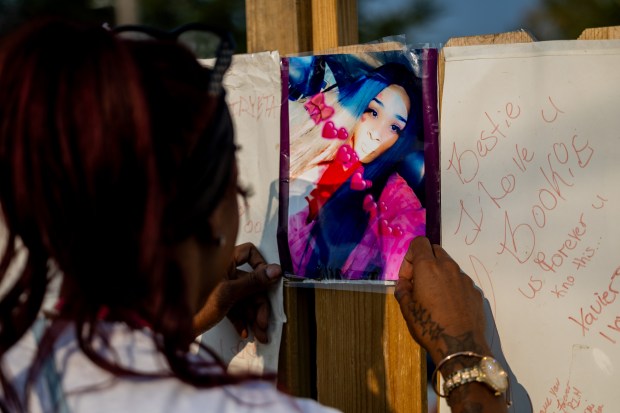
left=266, top=265, right=281, bottom=280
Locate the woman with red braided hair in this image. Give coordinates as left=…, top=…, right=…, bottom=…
left=0, top=18, right=508, bottom=413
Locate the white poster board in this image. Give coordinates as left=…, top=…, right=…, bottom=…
left=441, top=40, right=620, bottom=412
left=200, top=51, right=285, bottom=374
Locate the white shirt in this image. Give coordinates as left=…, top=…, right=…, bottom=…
left=6, top=322, right=339, bottom=413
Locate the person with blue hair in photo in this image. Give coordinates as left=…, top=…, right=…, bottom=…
left=287, top=59, right=426, bottom=280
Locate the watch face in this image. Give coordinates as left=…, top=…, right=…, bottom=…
left=480, top=357, right=508, bottom=391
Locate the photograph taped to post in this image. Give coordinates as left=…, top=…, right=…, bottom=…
left=280, top=49, right=438, bottom=281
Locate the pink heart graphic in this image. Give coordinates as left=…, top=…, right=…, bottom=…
left=337, top=145, right=359, bottom=169
left=350, top=172, right=367, bottom=191
left=337, top=127, right=348, bottom=140
left=392, top=225, right=403, bottom=237
left=336, top=147, right=351, bottom=164
left=379, top=220, right=393, bottom=236
left=363, top=194, right=377, bottom=212
left=322, top=121, right=338, bottom=139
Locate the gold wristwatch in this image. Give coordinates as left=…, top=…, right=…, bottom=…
left=443, top=356, right=509, bottom=397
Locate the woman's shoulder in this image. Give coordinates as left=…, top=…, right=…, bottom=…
left=207, top=381, right=341, bottom=413
left=7, top=321, right=340, bottom=413
left=58, top=374, right=339, bottom=413
left=72, top=378, right=339, bottom=413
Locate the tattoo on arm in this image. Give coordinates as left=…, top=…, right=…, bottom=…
left=407, top=299, right=488, bottom=378
left=407, top=302, right=502, bottom=413
left=407, top=300, right=445, bottom=341
left=407, top=300, right=485, bottom=357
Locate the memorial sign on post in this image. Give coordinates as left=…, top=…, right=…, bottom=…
left=441, top=39, right=620, bottom=412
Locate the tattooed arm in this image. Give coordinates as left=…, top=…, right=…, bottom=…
left=395, top=237, right=508, bottom=413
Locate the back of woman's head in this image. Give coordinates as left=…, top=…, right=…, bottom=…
left=0, top=18, right=235, bottom=398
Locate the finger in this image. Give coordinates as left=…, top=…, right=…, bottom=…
left=234, top=243, right=267, bottom=269
left=226, top=263, right=282, bottom=302
left=243, top=301, right=257, bottom=323
left=393, top=279, right=418, bottom=338
left=230, top=316, right=249, bottom=339
left=431, top=243, right=463, bottom=275
left=431, top=243, right=457, bottom=263
left=394, top=277, right=412, bottom=303
left=409, top=236, right=435, bottom=264
left=398, top=236, right=432, bottom=280
left=227, top=260, right=240, bottom=280
left=252, top=301, right=270, bottom=344
left=225, top=304, right=249, bottom=339
left=398, top=243, right=415, bottom=280
left=252, top=321, right=269, bottom=344
left=254, top=297, right=270, bottom=331
left=431, top=243, right=449, bottom=258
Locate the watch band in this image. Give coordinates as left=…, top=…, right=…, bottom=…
left=431, top=351, right=483, bottom=397
left=443, top=365, right=484, bottom=396
left=431, top=351, right=511, bottom=406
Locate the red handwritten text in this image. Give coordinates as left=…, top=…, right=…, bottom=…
left=533, top=214, right=587, bottom=273
left=539, top=377, right=604, bottom=413
left=598, top=315, right=620, bottom=344
left=228, top=94, right=279, bottom=119
left=568, top=266, right=620, bottom=336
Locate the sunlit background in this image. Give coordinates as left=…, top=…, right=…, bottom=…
left=1, top=0, right=619, bottom=49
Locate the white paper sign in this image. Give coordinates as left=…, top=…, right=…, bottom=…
left=200, top=51, right=286, bottom=375
left=441, top=40, right=620, bottom=412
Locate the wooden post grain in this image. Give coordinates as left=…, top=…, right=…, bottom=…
left=311, top=0, right=358, bottom=51
left=245, top=0, right=357, bottom=54
left=578, top=25, right=620, bottom=40
left=245, top=0, right=312, bottom=55
left=315, top=288, right=426, bottom=413
left=277, top=284, right=316, bottom=399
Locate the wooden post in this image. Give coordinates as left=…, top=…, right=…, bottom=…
left=310, top=0, right=359, bottom=52
left=245, top=0, right=358, bottom=54
left=315, top=288, right=426, bottom=413
left=245, top=0, right=312, bottom=55
left=246, top=1, right=426, bottom=412
left=277, top=285, right=316, bottom=399
left=578, top=25, right=620, bottom=40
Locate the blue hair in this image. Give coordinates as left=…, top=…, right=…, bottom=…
left=301, top=63, right=423, bottom=280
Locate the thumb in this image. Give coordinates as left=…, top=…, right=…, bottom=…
left=397, top=241, right=417, bottom=282
left=227, top=263, right=282, bottom=302
left=394, top=277, right=421, bottom=340
left=394, top=277, right=414, bottom=319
